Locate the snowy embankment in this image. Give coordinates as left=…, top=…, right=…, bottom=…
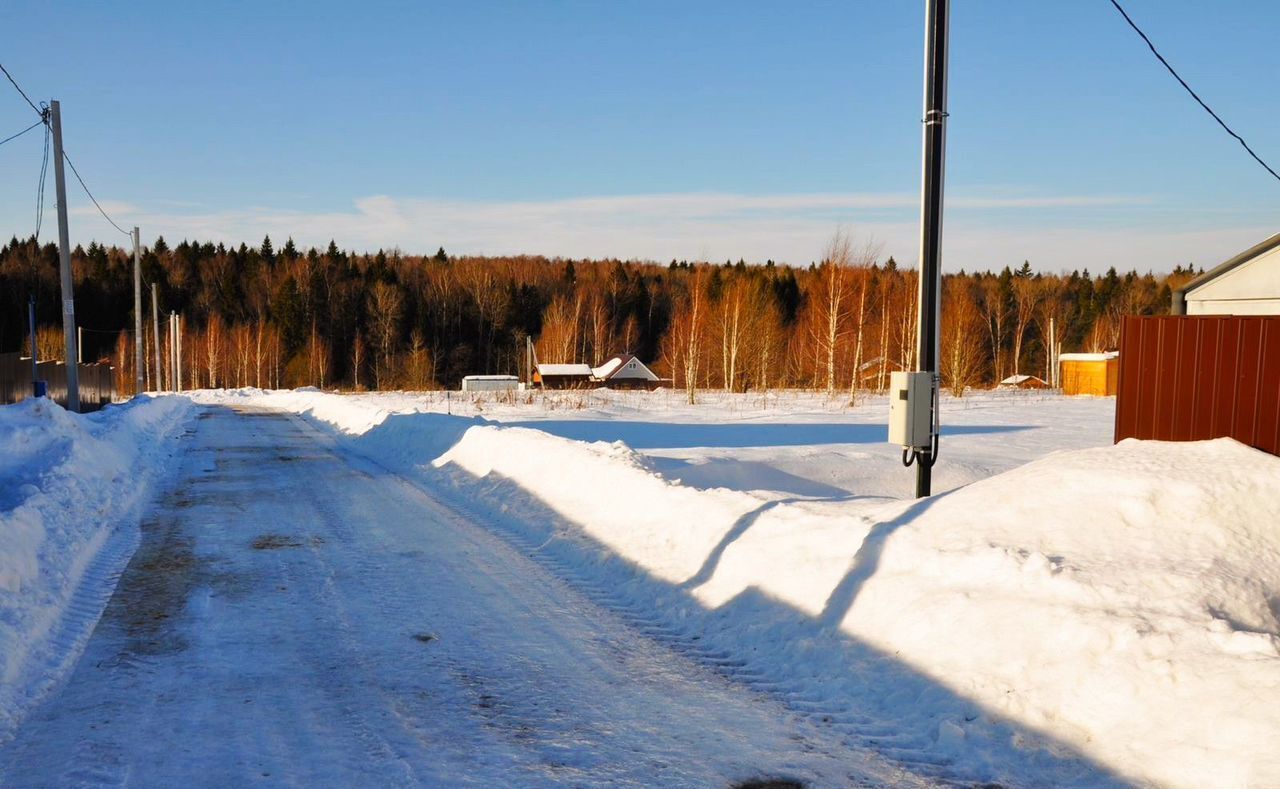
left=0, top=395, right=193, bottom=739
left=209, top=389, right=1280, bottom=787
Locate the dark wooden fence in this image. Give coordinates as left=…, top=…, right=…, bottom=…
left=0, top=352, right=116, bottom=412
left=1115, top=316, right=1280, bottom=456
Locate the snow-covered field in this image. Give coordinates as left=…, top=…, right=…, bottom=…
left=261, top=387, right=1117, bottom=499
left=4, top=387, right=1279, bottom=787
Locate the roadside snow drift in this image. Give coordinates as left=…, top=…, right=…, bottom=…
left=0, top=395, right=192, bottom=740
left=436, top=427, right=1280, bottom=787
left=206, top=390, right=1280, bottom=787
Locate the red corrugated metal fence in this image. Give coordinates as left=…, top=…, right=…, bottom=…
left=1115, top=316, right=1280, bottom=456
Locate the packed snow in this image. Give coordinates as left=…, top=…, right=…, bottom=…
left=5, top=386, right=1279, bottom=787
left=191, top=387, right=1280, bottom=787
left=5, top=405, right=905, bottom=787
left=0, top=395, right=193, bottom=739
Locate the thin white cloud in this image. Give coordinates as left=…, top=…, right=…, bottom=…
left=60, top=191, right=1262, bottom=272
left=69, top=200, right=140, bottom=218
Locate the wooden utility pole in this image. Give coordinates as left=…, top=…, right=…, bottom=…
left=912, top=0, right=949, bottom=497
left=49, top=100, right=80, bottom=411
left=133, top=227, right=143, bottom=395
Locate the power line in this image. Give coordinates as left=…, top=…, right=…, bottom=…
left=0, top=61, right=42, bottom=117
left=0, top=60, right=135, bottom=240
left=35, top=123, right=50, bottom=240
left=62, top=150, right=132, bottom=237
left=0, top=118, right=43, bottom=147
left=1108, top=0, right=1280, bottom=184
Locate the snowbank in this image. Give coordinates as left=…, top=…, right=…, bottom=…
left=205, top=390, right=1280, bottom=786
left=0, top=395, right=193, bottom=739
left=434, top=426, right=1280, bottom=786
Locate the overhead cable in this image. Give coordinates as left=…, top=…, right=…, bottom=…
left=62, top=151, right=132, bottom=237
left=0, top=118, right=43, bottom=147
left=0, top=61, right=42, bottom=117
left=1108, top=0, right=1280, bottom=184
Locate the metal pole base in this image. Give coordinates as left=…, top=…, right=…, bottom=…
left=915, top=457, right=932, bottom=498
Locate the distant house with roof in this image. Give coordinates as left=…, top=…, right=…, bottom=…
left=591, top=354, right=663, bottom=389
left=530, top=353, right=668, bottom=390
left=998, top=374, right=1047, bottom=390
left=533, top=363, right=594, bottom=389
left=1172, top=232, right=1280, bottom=315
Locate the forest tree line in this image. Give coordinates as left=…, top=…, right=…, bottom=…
left=0, top=232, right=1197, bottom=398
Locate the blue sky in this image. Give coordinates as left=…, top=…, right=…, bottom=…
left=1, top=0, right=1276, bottom=271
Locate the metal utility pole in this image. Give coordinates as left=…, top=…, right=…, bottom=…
left=49, top=100, right=80, bottom=412
left=168, top=312, right=176, bottom=392
left=151, top=283, right=162, bottom=391
left=133, top=227, right=143, bottom=395
left=913, top=0, right=949, bottom=497
left=28, top=297, right=37, bottom=381
left=176, top=313, right=183, bottom=392
left=1048, top=316, right=1057, bottom=389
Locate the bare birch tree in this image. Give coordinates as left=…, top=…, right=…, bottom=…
left=1010, top=272, right=1040, bottom=376
left=980, top=276, right=1011, bottom=383
left=661, top=267, right=707, bottom=404
left=941, top=278, right=986, bottom=396
left=368, top=281, right=403, bottom=390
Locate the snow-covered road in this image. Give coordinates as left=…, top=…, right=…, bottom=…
left=0, top=405, right=919, bottom=787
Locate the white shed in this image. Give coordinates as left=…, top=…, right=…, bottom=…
left=461, top=375, right=519, bottom=392
left=1173, top=233, right=1280, bottom=316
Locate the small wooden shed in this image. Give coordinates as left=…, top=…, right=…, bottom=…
left=1059, top=352, right=1119, bottom=396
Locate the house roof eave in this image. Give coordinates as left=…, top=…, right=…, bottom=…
left=1176, top=232, right=1280, bottom=300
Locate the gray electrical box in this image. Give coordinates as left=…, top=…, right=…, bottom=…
left=888, top=371, right=934, bottom=449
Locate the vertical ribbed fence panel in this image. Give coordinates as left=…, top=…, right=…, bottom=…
left=1116, top=316, right=1280, bottom=456
left=0, top=352, right=117, bottom=412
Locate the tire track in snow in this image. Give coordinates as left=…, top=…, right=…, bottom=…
left=295, top=413, right=922, bottom=788
left=321, top=430, right=958, bottom=787
left=496, top=522, right=968, bottom=782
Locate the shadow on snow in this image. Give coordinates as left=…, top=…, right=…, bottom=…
left=504, top=420, right=1033, bottom=450
left=321, top=408, right=1129, bottom=788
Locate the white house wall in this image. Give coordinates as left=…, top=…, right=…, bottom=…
left=608, top=360, right=659, bottom=381
left=1186, top=299, right=1280, bottom=315
left=1187, top=244, right=1280, bottom=315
